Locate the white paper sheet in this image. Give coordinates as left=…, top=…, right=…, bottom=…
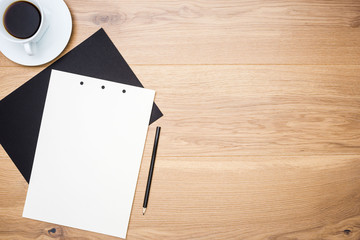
left=23, top=70, right=155, bottom=239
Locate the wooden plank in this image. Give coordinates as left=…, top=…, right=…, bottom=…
left=2, top=65, right=360, bottom=156
left=133, top=65, right=360, bottom=156
left=1, top=154, right=360, bottom=239
left=2, top=0, right=360, bottom=66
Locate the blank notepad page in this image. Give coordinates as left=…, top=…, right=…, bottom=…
left=23, top=70, right=155, bottom=239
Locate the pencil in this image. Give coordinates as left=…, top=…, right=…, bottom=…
left=143, top=126, right=161, bottom=215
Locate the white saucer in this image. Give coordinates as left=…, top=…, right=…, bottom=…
left=0, top=0, right=72, bottom=66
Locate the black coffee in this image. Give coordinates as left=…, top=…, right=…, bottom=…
left=3, top=1, right=41, bottom=39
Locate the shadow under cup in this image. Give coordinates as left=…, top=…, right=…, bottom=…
left=3, top=1, right=41, bottom=40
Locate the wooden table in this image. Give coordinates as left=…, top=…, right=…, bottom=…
left=1, top=1, right=360, bottom=239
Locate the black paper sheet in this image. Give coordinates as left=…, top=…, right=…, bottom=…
left=0, top=28, right=163, bottom=182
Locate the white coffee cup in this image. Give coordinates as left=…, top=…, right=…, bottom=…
left=0, top=0, right=49, bottom=56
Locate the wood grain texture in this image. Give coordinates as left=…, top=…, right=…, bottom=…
left=1, top=0, right=360, bottom=239
left=3, top=0, right=360, bottom=66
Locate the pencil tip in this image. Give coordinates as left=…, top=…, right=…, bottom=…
left=143, top=208, right=146, bottom=215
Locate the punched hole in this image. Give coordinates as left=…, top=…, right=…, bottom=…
left=80, top=81, right=84, bottom=85
left=122, top=89, right=126, bottom=93
left=101, top=86, right=105, bottom=89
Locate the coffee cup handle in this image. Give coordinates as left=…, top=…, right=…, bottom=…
left=23, top=42, right=36, bottom=56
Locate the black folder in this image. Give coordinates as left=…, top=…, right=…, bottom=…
left=0, top=28, right=163, bottom=182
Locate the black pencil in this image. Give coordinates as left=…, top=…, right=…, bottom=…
left=143, top=126, right=161, bottom=215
